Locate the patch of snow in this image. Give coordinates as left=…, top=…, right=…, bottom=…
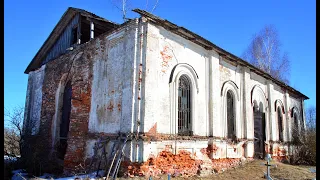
left=11, top=169, right=28, bottom=180
left=11, top=169, right=106, bottom=180
left=55, top=171, right=105, bottom=180
left=4, top=155, right=19, bottom=162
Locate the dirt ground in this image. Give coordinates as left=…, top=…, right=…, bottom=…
left=121, top=159, right=316, bottom=180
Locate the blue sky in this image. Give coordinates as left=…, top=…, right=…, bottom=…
left=4, top=0, right=316, bottom=111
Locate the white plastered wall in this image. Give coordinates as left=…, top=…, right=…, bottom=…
left=23, top=64, right=46, bottom=136
left=143, top=22, right=209, bottom=136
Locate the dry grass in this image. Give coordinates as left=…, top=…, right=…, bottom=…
left=120, top=159, right=316, bottom=180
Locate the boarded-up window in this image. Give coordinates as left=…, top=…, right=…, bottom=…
left=227, top=91, right=235, bottom=140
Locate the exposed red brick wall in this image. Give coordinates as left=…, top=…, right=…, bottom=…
left=200, top=144, right=218, bottom=157
left=211, top=158, right=242, bottom=173
left=63, top=66, right=92, bottom=172
left=21, top=40, right=100, bottom=174
left=121, top=150, right=203, bottom=178
left=120, top=146, right=250, bottom=178
left=145, top=122, right=157, bottom=136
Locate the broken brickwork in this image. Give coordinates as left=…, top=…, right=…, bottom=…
left=22, top=20, right=139, bottom=175
left=22, top=7, right=308, bottom=177
left=121, top=150, right=203, bottom=178
left=120, top=148, right=250, bottom=178
left=22, top=42, right=94, bottom=173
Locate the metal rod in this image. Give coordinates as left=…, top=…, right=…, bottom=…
left=106, top=147, right=119, bottom=179
left=90, top=21, right=94, bottom=39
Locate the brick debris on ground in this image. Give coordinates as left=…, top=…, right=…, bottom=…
left=120, top=150, right=247, bottom=178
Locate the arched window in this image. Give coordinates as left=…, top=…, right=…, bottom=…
left=226, top=90, right=235, bottom=140
left=292, top=112, right=299, bottom=142
left=294, top=113, right=299, bottom=131
left=58, top=80, right=72, bottom=160
left=300, top=118, right=305, bottom=133
left=277, top=107, right=283, bottom=142
left=178, top=75, right=192, bottom=136
left=170, top=63, right=198, bottom=136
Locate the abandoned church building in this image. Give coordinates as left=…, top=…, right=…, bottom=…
left=22, top=7, right=309, bottom=175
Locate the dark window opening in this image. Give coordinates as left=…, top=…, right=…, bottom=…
left=253, top=102, right=266, bottom=159
left=277, top=107, right=283, bottom=142
left=178, top=75, right=192, bottom=136
left=294, top=114, right=299, bottom=130
left=57, top=81, right=72, bottom=160
left=300, top=119, right=305, bottom=133
left=79, top=16, right=116, bottom=44
left=80, top=22, right=90, bottom=43
left=71, top=27, right=78, bottom=45
left=227, top=91, right=235, bottom=140
left=292, top=113, right=300, bottom=142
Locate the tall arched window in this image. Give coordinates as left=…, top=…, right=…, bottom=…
left=178, top=75, right=192, bottom=136
left=294, top=113, right=299, bottom=131
left=277, top=107, right=283, bottom=142
left=58, top=80, right=72, bottom=160
left=292, top=112, right=299, bottom=142
left=226, top=90, right=235, bottom=140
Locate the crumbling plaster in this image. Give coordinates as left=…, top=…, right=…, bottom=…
left=23, top=15, right=306, bottom=174
left=139, top=21, right=304, bottom=160
left=23, top=64, right=46, bottom=135
left=88, top=25, right=136, bottom=134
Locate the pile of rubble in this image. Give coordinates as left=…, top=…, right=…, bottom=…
left=122, top=150, right=203, bottom=178
left=121, top=149, right=248, bottom=178
left=211, top=158, right=242, bottom=173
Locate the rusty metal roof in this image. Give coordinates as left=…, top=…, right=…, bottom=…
left=24, top=7, right=119, bottom=74
left=132, top=9, right=309, bottom=100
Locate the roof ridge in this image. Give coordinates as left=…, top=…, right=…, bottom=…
left=69, top=7, right=119, bottom=25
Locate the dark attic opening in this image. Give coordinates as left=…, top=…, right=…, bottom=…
left=29, top=8, right=119, bottom=72
left=79, top=15, right=115, bottom=45
left=71, top=26, right=78, bottom=45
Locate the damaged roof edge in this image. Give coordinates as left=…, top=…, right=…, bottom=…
left=24, top=7, right=119, bottom=74
left=132, top=9, right=309, bottom=100
left=24, top=7, right=73, bottom=74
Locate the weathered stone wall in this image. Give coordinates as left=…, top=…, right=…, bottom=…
left=141, top=21, right=247, bottom=162
left=39, top=42, right=92, bottom=172
left=138, top=19, right=305, bottom=164
left=23, top=65, right=46, bottom=136
left=143, top=21, right=209, bottom=137
left=22, top=15, right=306, bottom=176
left=84, top=18, right=147, bottom=163
left=22, top=43, right=92, bottom=173
left=88, top=20, right=138, bottom=135
left=22, top=19, right=143, bottom=173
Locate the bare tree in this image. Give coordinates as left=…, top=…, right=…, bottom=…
left=305, top=105, right=316, bottom=131
left=4, top=128, right=20, bottom=157
left=290, top=106, right=316, bottom=165
left=4, top=106, right=24, bottom=157
left=242, top=25, right=290, bottom=84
